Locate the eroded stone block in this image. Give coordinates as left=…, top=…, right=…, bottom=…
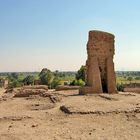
left=80, top=30, right=117, bottom=94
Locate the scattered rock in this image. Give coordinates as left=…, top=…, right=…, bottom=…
left=8, top=125, right=12, bottom=128
left=60, top=105, right=72, bottom=114
left=5, top=88, right=13, bottom=93
left=31, top=124, right=38, bottom=128
left=49, top=95, right=62, bottom=103
left=60, top=105, right=140, bottom=115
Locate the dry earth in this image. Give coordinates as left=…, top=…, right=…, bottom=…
left=0, top=88, right=140, bottom=140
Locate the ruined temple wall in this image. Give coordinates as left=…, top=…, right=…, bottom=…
left=80, top=30, right=117, bottom=94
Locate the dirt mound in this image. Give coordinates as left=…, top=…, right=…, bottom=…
left=14, top=89, right=47, bottom=97
left=22, top=85, right=48, bottom=91
left=4, top=85, right=48, bottom=98
left=2, top=86, right=62, bottom=105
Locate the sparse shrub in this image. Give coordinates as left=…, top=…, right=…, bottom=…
left=7, top=73, right=23, bottom=88
left=23, top=75, right=35, bottom=85
left=127, top=76, right=133, bottom=82
left=70, top=79, right=85, bottom=86
left=135, top=77, right=140, bottom=80
left=117, top=83, right=124, bottom=91
left=76, top=65, right=86, bottom=82
left=51, top=77, right=61, bottom=89
left=8, top=80, right=22, bottom=88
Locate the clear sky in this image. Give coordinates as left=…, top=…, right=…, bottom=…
left=0, top=0, right=140, bottom=72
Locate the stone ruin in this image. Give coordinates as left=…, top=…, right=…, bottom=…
left=80, top=30, right=117, bottom=94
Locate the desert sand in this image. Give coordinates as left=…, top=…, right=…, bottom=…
left=0, top=88, right=140, bottom=140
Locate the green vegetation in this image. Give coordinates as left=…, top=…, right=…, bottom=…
left=23, top=75, right=35, bottom=85
left=70, top=79, right=85, bottom=86
left=39, top=68, right=54, bottom=88
left=76, top=65, right=86, bottom=82
left=51, top=77, right=61, bottom=89
left=0, top=70, right=139, bottom=89
left=7, top=73, right=22, bottom=88
left=70, top=66, right=86, bottom=86
left=0, top=70, right=76, bottom=89
left=116, top=83, right=124, bottom=91
left=116, top=71, right=140, bottom=84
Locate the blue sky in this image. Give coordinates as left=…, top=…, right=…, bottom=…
left=0, top=0, right=140, bottom=72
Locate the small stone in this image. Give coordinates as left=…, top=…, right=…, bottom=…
left=31, top=124, right=38, bottom=127
left=50, top=118, right=53, bottom=121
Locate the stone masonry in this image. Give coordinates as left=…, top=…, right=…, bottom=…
left=79, top=30, right=117, bottom=94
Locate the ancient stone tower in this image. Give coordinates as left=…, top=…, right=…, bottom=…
left=79, top=30, right=117, bottom=94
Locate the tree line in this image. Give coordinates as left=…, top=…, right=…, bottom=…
left=0, top=68, right=139, bottom=90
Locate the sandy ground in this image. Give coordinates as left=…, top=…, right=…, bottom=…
left=0, top=88, right=140, bottom=140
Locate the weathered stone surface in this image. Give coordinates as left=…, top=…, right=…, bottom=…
left=60, top=93, right=140, bottom=114
left=80, top=30, right=117, bottom=94
left=22, top=85, right=48, bottom=91
left=56, top=86, right=80, bottom=91
left=12, top=85, right=48, bottom=97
